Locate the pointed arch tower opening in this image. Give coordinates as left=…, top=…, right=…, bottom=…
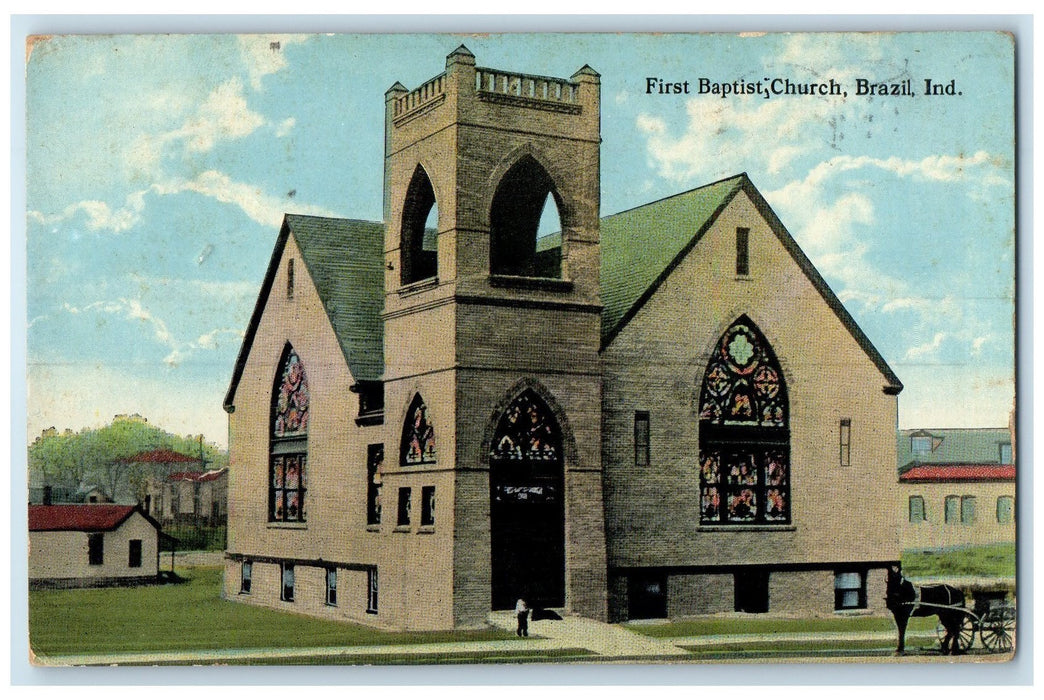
left=489, top=156, right=563, bottom=278
left=401, top=165, right=439, bottom=284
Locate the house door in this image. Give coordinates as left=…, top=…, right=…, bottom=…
left=489, top=390, right=565, bottom=610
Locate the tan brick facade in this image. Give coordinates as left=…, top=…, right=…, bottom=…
left=223, top=47, right=900, bottom=629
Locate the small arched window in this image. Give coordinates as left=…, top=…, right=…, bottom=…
left=698, top=317, right=790, bottom=525
left=400, top=393, right=436, bottom=465
left=489, top=155, right=563, bottom=278
left=400, top=165, right=438, bottom=284
left=270, top=345, right=309, bottom=522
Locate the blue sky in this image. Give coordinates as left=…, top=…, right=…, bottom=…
left=25, top=32, right=1015, bottom=447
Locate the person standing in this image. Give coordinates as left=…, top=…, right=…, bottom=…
left=515, top=598, right=529, bottom=637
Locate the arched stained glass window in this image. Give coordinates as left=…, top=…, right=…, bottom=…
left=270, top=346, right=308, bottom=522
left=490, top=390, right=560, bottom=463
left=698, top=317, right=790, bottom=525
left=401, top=394, right=436, bottom=465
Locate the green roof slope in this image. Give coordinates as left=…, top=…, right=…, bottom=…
left=287, top=215, right=385, bottom=382
left=224, top=215, right=384, bottom=411
left=600, top=174, right=746, bottom=344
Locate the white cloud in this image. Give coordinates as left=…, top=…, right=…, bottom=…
left=275, top=117, right=296, bottom=137
left=238, top=35, right=309, bottom=91
left=903, top=332, right=946, bottom=361
left=153, top=170, right=339, bottom=228
left=28, top=189, right=149, bottom=234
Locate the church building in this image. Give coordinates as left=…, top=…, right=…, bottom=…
left=222, top=46, right=903, bottom=630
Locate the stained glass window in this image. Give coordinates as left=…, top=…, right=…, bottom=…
left=699, top=317, right=790, bottom=525
left=270, top=346, right=308, bottom=522
left=401, top=394, right=436, bottom=465
left=490, top=390, right=559, bottom=463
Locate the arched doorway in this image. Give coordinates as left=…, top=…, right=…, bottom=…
left=489, top=389, right=565, bottom=610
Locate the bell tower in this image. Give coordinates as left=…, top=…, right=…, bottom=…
left=382, top=46, right=607, bottom=626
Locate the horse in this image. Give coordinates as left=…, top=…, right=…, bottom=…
left=885, top=565, right=967, bottom=655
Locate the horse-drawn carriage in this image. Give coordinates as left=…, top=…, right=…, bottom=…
left=886, top=566, right=1015, bottom=655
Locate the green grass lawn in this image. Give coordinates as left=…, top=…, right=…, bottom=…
left=624, top=616, right=937, bottom=639
left=29, top=566, right=513, bottom=657
left=901, top=543, right=1016, bottom=579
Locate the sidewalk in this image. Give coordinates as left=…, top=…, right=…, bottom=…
left=35, top=614, right=948, bottom=666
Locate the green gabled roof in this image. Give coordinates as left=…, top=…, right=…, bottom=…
left=599, top=173, right=902, bottom=393
left=600, top=174, right=746, bottom=344
left=897, top=428, right=1011, bottom=471
left=224, top=215, right=384, bottom=412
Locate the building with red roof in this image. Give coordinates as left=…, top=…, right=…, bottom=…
left=29, top=504, right=163, bottom=589
left=145, top=467, right=228, bottom=527
left=898, top=428, right=1016, bottom=552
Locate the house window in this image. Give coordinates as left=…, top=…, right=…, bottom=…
left=325, top=567, right=337, bottom=606
left=736, top=227, right=750, bottom=276
left=287, top=258, right=295, bottom=299
left=367, top=568, right=379, bottom=613
left=88, top=533, right=104, bottom=566
left=366, top=444, right=384, bottom=526
left=128, top=539, right=142, bottom=568
left=944, top=495, right=960, bottom=523
left=281, top=563, right=295, bottom=602
left=999, top=442, right=1012, bottom=464
left=909, top=495, right=926, bottom=523
left=193, top=484, right=201, bottom=515
left=397, top=487, right=412, bottom=527
left=961, top=496, right=976, bottom=525
left=911, top=435, right=932, bottom=455
left=401, top=393, right=436, bottom=465
left=839, top=418, right=851, bottom=466
left=698, top=316, right=790, bottom=525
left=997, top=496, right=1014, bottom=524
left=634, top=411, right=650, bottom=467
left=834, top=571, right=867, bottom=610
left=421, top=486, right=436, bottom=527
left=270, top=346, right=309, bottom=522
left=240, top=561, right=252, bottom=594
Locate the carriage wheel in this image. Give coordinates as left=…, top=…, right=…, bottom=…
left=980, top=608, right=1016, bottom=653
left=935, top=615, right=975, bottom=653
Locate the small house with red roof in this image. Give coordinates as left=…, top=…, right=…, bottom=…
left=898, top=428, right=1016, bottom=551
left=29, top=504, right=162, bottom=588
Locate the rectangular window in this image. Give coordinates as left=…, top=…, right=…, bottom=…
left=944, top=495, right=960, bottom=523
left=634, top=411, right=650, bottom=467
left=240, top=561, right=252, bottom=594
left=128, top=539, right=143, bottom=568
left=88, top=533, right=104, bottom=566
left=834, top=571, right=867, bottom=610
left=839, top=418, right=851, bottom=466
left=367, top=568, right=379, bottom=613
left=397, top=487, right=412, bottom=527
left=326, top=567, right=337, bottom=606
left=908, top=495, right=926, bottom=523
left=999, top=442, right=1012, bottom=464
left=421, top=485, right=436, bottom=527
left=281, top=563, right=295, bottom=602
left=270, top=453, right=307, bottom=523
left=961, top=496, right=977, bottom=525
left=367, top=444, right=383, bottom=526
left=996, top=496, right=1014, bottom=524
left=193, top=484, right=201, bottom=515
left=287, top=257, right=295, bottom=299
left=736, top=227, right=750, bottom=276
left=911, top=435, right=932, bottom=454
